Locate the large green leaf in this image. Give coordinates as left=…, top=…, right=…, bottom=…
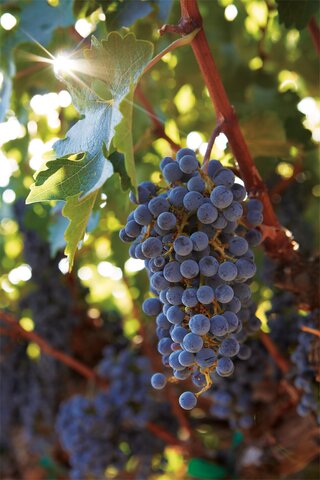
left=26, top=32, right=153, bottom=266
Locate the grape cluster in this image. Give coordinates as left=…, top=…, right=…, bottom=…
left=120, top=148, right=263, bottom=409
left=291, top=312, right=319, bottom=420
left=56, top=347, right=177, bottom=480
left=0, top=205, right=80, bottom=450
left=266, top=291, right=319, bottom=423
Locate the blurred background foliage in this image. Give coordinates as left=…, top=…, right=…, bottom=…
left=1, top=0, right=319, bottom=321
left=0, top=0, right=319, bottom=478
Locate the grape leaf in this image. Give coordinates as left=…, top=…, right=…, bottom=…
left=276, top=0, right=319, bottom=30
left=27, top=33, right=153, bottom=267
left=62, top=191, right=99, bottom=270
left=27, top=33, right=153, bottom=203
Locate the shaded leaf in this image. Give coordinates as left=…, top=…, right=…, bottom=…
left=62, top=191, right=99, bottom=269
left=108, top=150, right=133, bottom=191
left=276, top=0, right=319, bottom=30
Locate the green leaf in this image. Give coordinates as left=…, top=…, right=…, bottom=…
left=27, top=33, right=153, bottom=266
left=27, top=152, right=111, bottom=203
left=27, top=33, right=153, bottom=203
left=108, top=150, right=133, bottom=191
left=62, top=191, right=99, bottom=270
left=188, top=458, right=228, bottom=479
left=113, top=86, right=136, bottom=187
left=276, top=0, right=319, bottom=30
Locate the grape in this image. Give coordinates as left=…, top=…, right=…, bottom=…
left=166, top=286, right=184, bottom=305
left=210, top=186, right=233, bottom=209
left=182, top=333, right=204, bottom=353
left=151, top=373, right=167, bottom=389
left=216, top=357, right=234, bottom=377
left=143, top=298, right=162, bottom=316
left=189, top=314, right=211, bottom=335
left=213, top=168, right=235, bottom=187
left=210, top=315, right=229, bottom=336
left=163, top=162, right=183, bottom=183
left=121, top=148, right=261, bottom=409
left=179, top=350, right=195, bottom=367
left=180, top=259, right=199, bottom=279
left=166, top=306, right=184, bottom=325
left=134, top=205, right=152, bottom=225
left=187, top=175, right=205, bottom=193
left=190, top=231, right=209, bottom=251
left=228, top=236, right=248, bottom=256
left=129, top=185, right=150, bottom=204
left=148, top=197, right=169, bottom=217
left=163, top=261, right=183, bottom=283
left=231, top=183, right=246, bottom=201
left=157, top=212, right=177, bottom=230
left=179, top=154, right=198, bottom=174
left=183, top=191, right=204, bottom=212
left=215, top=284, right=234, bottom=303
left=158, top=338, right=173, bottom=355
left=223, top=311, right=239, bottom=333
left=179, top=391, right=197, bottom=410
left=223, top=201, right=243, bottom=222
left=246, top=209, right=263, bottom=226
left=218, top=262, right=238, bottom=281
left=199, top=256, right=219, bottom=277
left=160, top=156, right=174, bottom=170
left=197, top=203, right=218, bottom=223
left=236, top=259, right=257, bottom=280
left=171, top=326, right=188, bottom=343
left=142, top=237, right=163, bottom=258
left=169, top=351, right=184, bottom=370
left=196, top=348, right=217, bottom=367
left=174, top=236, right=193, bottom=256
left=196, top=286, right=214, bottom=305
left=247, top=199, right=263, bottom=212
left=150, top=272, right=170, bottom=291
left=125, top=220, right=141, bottom=238
left=206, top=159, right=223, bottom=178
left=168, top=186, right=188, bottom=207
left=176, top=148, right=196, bottom=160
left=182, top=288, right=198, bottom=307
left=219, top=338, right=240, bottom=357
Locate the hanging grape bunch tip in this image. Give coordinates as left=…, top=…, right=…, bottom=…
left=120, top=147, right=263, bottom=409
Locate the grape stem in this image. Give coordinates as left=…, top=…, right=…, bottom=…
left=301, top=325, right=320, bottom=338
left=160, top=0, right=299, bottom=261
left=202, top=117, right=224, bottom=172
left=260, top=332, right=290, bottom=374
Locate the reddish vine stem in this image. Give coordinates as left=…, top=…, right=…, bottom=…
left=260, top=332, right=290, bottom=374
left=0, top=311, right=99, bottom=382
left=135, top=85, right=180, bottom=152
left=162, top=0, right=298, bottom=260
left=147, top=422, right=185, bottom=449
left=301, top=325, right=320, bottom=338
left=203, top=117, right=224, bottom=171
left=308, top=17, right=320, bottom=56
